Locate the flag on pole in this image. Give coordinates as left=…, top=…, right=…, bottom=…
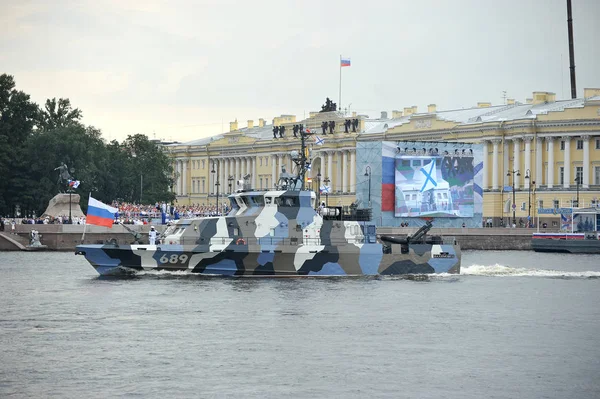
left=314, top=135, right=325, bottom=145
left=68, top=179, right=80, bottom=188
left=86, top=196, right=118, bottom=228
left=340, top=57, right=351, bottom=67
left=320, top=185, right=331, bottom=193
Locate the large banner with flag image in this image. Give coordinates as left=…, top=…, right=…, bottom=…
left=381, top=141, right=481, bottom=218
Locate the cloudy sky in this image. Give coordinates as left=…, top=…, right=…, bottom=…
left=2, top=0, right=599, bottom=143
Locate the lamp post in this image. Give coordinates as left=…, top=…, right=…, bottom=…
left=228, top=175, right=234, bottom=194
left=507, top=169, right=520, bottom=226
left=524, top=169, right=535, bottom=227
left=323, top=177, right=330, bottom=206
left=67, top=185, right=73, bottom=224
left=211, top=163, right=219, bottom=214
left=364, top=166, right=372, bottom=208
left=316, top=172, right=322, bottom=205
left=574, top=176, right=580, bottom=207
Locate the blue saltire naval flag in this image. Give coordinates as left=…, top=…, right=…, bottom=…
left=420, top=159, right=437, bottom=192
left=320, top=185, right=330, bottom=193
left=314, top=135, right=324, bottom=145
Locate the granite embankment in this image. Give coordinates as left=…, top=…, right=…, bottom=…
left=0, top=224, right=548, bottom=251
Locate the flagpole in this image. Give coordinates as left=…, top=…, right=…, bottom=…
left=81, top=192, right=90, bottom=243
left=339, top=55, right=342, bottom=113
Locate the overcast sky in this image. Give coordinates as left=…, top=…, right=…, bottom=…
left=2, top=0, right=599, bottom=143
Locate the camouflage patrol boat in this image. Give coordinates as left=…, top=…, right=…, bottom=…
left=76, top=132, right=461, bottom=276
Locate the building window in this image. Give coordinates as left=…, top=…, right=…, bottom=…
left=259, top=178, right=263, bottom=189
left=202, top=160, right=205, bottom=169
left=595, top=166, right=600, bottom=185
left=259, top=158, right=262, bottom=166
left=538, top=199, right=543, bottom=209
left=576, top=140, right=583, bottom=150
left=553, top=200, right=559, bottom=209
left=265, top=157, right=268, bottom=166
left=201, top=179, right=205, bottom=193
left=265, top=178, right=269, bottom=188
left=560, top=141, right=565, bottom=150
left=520, top=202, right=526, bottom=211
left=559, top=167, right=564, bottom=185
left=575, top=166, right=583, bottom=184
left=596, top=138, right=600, bottom=149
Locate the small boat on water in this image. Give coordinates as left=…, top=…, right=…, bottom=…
left=76, top=132, right=461, bottom=276
left=531, top=207, right=600, bottom=254
left=531, top=232, right=600, bottom=254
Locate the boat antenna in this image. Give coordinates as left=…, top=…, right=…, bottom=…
left=298, top=129, right=308, bottom=190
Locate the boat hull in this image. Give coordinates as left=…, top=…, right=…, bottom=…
left=76, top=243, right=461, bottom=276
left=531, top=238, right=600, bottom=254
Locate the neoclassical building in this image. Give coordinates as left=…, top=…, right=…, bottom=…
left=167, top=89, right=600, bottom=224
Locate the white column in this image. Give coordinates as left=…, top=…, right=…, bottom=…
left=513, top=138, right=520, bottom=189
left=536, top=137, right=543, bottom=186
left=342, top=150, right=348, bottom=193
left=492, top=140, right=499, bottom=190
left=223, top=159, right=227, bottom=190
left=336, top=151, right=342, bottom=192
left=236, top=157, right=241, bottom=181
left=350, top=150, right=356, bottom=193
left=327, top=151, right=333, bottom=184
left=209, top=160, right=214, bottom=194
left=253, top=156, right=257, bottom=188
left=547, top=137, right=554, bottom=188
left=582, top=135, right=590, bottom=188
left=563, top=136, right=570, bottom=188
left=271, top=155, right=276, bottom=188
left=243, top=157, right=248, bottom=178
left=174, top=160, right=179, bottom=195
left=482, top=141, right=489, bottom=190
left=219, top=159, right=224, bottom=194
left=524, top=137, right=532, bottom=189
left=182, top=159, right=187, bottom=196
left=503, top=141, right=509, bottom=187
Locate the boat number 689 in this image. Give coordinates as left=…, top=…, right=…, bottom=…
left=159, top=254, right=189, bottom=264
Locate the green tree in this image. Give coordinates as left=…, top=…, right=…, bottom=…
left=37, top=97, right=82, bottom=131
left=0, top=74, right=39, bottom=216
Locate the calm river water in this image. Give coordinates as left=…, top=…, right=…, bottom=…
left=0, top=250, right=599, bottom=398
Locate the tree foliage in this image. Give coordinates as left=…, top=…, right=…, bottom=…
left=0, top=73, right=175, bottom=217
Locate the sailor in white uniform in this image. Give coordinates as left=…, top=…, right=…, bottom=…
left=149, top=226, right=157, bottom=245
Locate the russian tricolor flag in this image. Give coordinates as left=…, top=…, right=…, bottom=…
left=86, top=196, right=117, bottom=228
left=340, top=57, right=351, bottom=67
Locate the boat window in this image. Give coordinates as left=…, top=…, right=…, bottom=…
left=274, top=197, right=284, bottom=206
left=402, top=160, right=410, bottom=167
left=283, top=197, right=298, bottom=207
left=240, top=196, right=250, bottom=207
left=411, top=194, right=417, bottom=200
left=251, top=196, right=264, bottom=206
left=270, top=228, right=275, bottom=237
left=443, top=193, right=448, bottom=199
left=412, top=160, right=421, bottom=167
left=265, top=197, right=272, bottom=205
left=405, top=194, right=410, bottom=200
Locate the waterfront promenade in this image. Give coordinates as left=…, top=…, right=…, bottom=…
left=0, top=224, right=544, bottom=251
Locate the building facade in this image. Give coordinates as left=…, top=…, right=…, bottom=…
left=167, top=89, right=600, bottom=226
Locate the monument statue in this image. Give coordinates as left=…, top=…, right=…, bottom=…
left=54, top=162, right=71, bottom=186
left=320, top=97, right=337, bottom=113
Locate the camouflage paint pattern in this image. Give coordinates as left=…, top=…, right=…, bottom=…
left=76, top=190, right=460, bottom=276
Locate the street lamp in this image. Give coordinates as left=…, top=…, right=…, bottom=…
left=211, top=163, right=219, bottom=214
left=364, top=166, right=372, bottom=208
left=524, top=169, right=535, bottom=227
left=228, top=175, right=234, bottom=194
left=323, top=177, right=330, bottom=206
left=67, top=185, right=74, bottom=224
left=507, top=169, right=520, bottom=227
left=316, top=172, right=322, bottom=205
left=574, top=176, right=580, bottom=208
